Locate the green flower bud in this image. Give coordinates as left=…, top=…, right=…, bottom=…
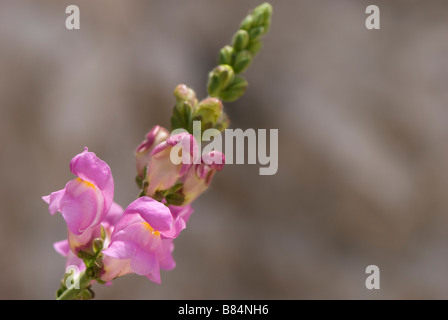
left=173, top=84, right=198, bottom=108
left=207, top=64, right=235, bottom=97
left=232, top=30, right=249, bottom=52
left=218, top=76, right=248, bottom=102
left=253, top=3, right=273, bottom=27
left=247, top=40, right=263, bottom=55
left=249, top=26, right=265, bottom=42
left=233, top=50, right=252, bottom=74
left=240, top=14, right=253, bottom=31
left=193, top=97, right=223, bottom=126
left=218, top=45, right=234, bottom=65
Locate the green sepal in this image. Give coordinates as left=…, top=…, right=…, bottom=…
left=218, top=76, right=248, bottom=102
left=240, top=14, right=253, bottom=31
left=93, top=238, right=104, bottom=253
left=233, top=50, right=252, bottom=74
left=218, top=45, right=235, bottom=65
left=165, top=192, right=185, bottom=206
left=247, top=40, right=263, bottom=55
left=171, top=101, right=193, bottom=132
left=207, top=65, right=235, bottom=97
left=232, top=30, right=249, bottom=52
left=135, top=175, right=143, bottom=189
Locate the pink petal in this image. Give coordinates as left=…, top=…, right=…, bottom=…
left=60, top=179, right=104, bottom=235
left=145, top=270, right=162, bottom=284
left=102, top=240, right=136, bottom=260
left=160, top=205, right=193, bottom=239
left=130, top=248, right=158, bottom=277
left=69, top=148, right=114, bottom=212
left=53, top=239, right=70, bottom=257
left=43, top=188, right=66, bottom=215
left=158, top=239, right=176, bottom=271
left=103, top=201, right=124, bottom=227
left=123, top=197, right=173, bottom=232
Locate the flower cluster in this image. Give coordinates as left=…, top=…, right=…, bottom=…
left=44, top=136, right=221, bottom=289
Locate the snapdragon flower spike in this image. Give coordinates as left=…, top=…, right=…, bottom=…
left=101, top=197, right=179, bottom=284
left=42, top=148, right=114, bottom=236
left=145, top=132, right=199, bottom=197
left=181, top=151, right=225, bottom=205
left=135, top=125, right=170, bottom=178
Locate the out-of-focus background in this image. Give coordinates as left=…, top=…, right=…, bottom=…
left=1, top=0, right=448, bottom=299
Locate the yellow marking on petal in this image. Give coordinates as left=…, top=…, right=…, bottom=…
left=76, top=177, right=96, bottom=189
left=142, top=222, right=160, bottom=236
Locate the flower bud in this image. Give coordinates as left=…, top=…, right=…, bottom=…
left=240, top=14, right=253, bottom=31
left=218, top=45, right=235, bottom=65
left=233, top=50, right=252, bottom=74
left=181, top=151, right=225, bottom=205
left=252, top=3, right=273, bottom=28
left=192, top=97, right=223, bottom=128
left=247, top=40, right=263, bottom=55
left=173, top=84, right=198, bottom=108
left=249, top=26, right=265, bottom=42
left=207, top=64, right=235, bottom=97
left=218, top=75, right=248, bottom=102
left=135, top=126, right=170, bottom=178
left=145, top=133, right=199, bottom=197
left=232, top=29, right=249, bottom=52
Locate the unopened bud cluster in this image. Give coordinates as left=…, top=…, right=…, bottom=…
left=208, top=3, right=273, bottom=102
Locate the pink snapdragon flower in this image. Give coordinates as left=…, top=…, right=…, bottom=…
left=181, top=151, right=225, bottom=204
left=135, top=125, right=170, bottom=178
left=42, top=148, right=116, bottom=253
left=101, top=196, right=185, bottom=284
left=145, top=132, right=198, bottom=197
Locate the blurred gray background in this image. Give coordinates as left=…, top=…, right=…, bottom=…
left=1, top=0, right=448, bottom=299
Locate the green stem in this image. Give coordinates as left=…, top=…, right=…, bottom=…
left=56, top=270, right=93, bottom=300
